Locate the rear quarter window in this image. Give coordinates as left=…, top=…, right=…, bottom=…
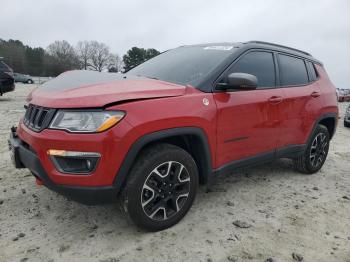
left=278, top=54, right=308, bottom=86
left=306, top=61, right=318, bottom=81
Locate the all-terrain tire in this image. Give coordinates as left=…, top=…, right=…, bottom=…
left=293, top=124, right=330, bottom=174
left=121, top=143, right=199, bottom=231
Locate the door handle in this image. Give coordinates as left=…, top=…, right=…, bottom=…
left=311, top=91, right=320, bottom=98
left=268, top=96, right=283, bottom=104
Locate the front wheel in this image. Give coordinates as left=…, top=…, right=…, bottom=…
left=26, top=79, right=34, bottom=84
left=293, top=124, right=330, bottom=174
left=121, top=143, right=199, bottom=231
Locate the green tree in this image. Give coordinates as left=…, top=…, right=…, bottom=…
left=0, top=38, right=83, bottom=76
left=0, top=39, right=55, bottom=76
left=0, top=39, right=26, bottom=73
left=123, top=47, right=160, bottom=72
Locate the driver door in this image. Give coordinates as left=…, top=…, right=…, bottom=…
left=214, top=50, right=283, bottom=168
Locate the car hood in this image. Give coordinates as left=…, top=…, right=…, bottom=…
left=28, top=70, right=187, bottom=108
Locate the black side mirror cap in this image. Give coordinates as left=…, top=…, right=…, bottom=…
left=216, top=72, right=258, bottom=91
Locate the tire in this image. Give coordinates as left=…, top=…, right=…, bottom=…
left=293, top=124, right=330, bottom=174
left=345, top=121, right=350, bottom=128
left=26, top=79, right=33, bottom=84
left=121, top=143, right=198, bottom=231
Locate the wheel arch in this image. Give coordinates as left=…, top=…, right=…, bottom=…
left=319, top=117, right=336, bottom=139
left=308, top=113, right=337, bottom=143
left=113, top=127, right=213, bottom=194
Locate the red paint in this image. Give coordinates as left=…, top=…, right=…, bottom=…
left=214, top=88, right=283, bottom=165
left=36, top=178, right=43, bottom=186
left=17, top=67, right=338, bottom=187
left=29, top=78, right=186, bottom=108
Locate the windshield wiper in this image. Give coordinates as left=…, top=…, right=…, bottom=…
left=145, top=76, right=159, bottom=80
left=134, top=74, right=159, bottom=80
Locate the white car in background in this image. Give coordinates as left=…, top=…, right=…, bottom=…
left=345, top=104, right=350, bottom=127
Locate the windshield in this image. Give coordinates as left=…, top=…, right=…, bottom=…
left=127, top=45, right=235, bottom=86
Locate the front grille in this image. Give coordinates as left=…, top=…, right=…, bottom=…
left=23, top=104, right=56, bottom=132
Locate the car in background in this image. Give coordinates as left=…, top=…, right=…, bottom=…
left=0, top=58, right=15, bottom=95
left=344, top=89, right=350, bottom=102
left=345, top=104, right=350, bottom=127
left=336, top=88, right=341, bottom=101
left=337, top=89, right=350, bottom=102
left=337, top=89, right=344, bottom=102
left=14, top=73, right=34, bottom=84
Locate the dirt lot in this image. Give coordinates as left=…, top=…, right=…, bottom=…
left=0, top=84, right=349, bottom=262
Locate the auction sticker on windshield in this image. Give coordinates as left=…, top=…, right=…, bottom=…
left=203, top=46, right=233, bottom=51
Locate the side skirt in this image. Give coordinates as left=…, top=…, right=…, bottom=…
left=208, top=144, right=306, bottom=188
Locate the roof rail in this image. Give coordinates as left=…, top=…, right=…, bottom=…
left=247, top=41, right=312, bottom=56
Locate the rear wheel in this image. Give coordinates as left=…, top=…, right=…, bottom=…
left=293, top=124, right=330, bottom=174
left=344, top=120, right=350, bottom=128
left=26, top=79, right=34, bottom=84
left=121, top=143, right=198, bottom=231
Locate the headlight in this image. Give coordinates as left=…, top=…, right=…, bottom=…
left=49, top=110, right=125, bottom=133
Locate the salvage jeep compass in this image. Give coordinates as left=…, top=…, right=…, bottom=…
left=9, top=41, right=338, bottom=231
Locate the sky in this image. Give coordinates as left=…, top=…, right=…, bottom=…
left=1, top=0, right=349, bottom=87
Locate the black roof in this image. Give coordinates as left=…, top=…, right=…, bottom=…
left=182, top=41, right=322, bottom=65
left=246, top=41, right=311, bottom=55
left=243, top=41, right=322, bottom=65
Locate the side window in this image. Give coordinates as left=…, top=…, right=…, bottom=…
left=278, top=54, right=308, bottom=86
left=306, top=61, right=318, bottom=82
left=228, top=51, right=276, bottom=88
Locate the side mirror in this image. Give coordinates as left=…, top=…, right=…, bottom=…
left=216, top=72, right=258, bottom=91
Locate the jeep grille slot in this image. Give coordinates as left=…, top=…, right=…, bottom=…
left=23, top=104, right=56, bottom=132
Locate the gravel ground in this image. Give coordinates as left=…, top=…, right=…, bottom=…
left=0, top=84, right=349, bottom=262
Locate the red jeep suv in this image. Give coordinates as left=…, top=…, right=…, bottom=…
left=9, top=41, right=338, bottom=231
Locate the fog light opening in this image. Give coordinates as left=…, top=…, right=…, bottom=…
left=47, top=149, right=101, bottom=158
left=48, top=149, right=101, bottom=175
left=86, top=159, right=92, bottom=170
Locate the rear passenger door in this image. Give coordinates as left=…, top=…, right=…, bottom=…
left=214, top=50, right=283, bottom=167
left=276, top=54, right=321, bottom=147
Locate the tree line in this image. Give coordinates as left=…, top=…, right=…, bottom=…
left=0, top=39, right=160, bottom=76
